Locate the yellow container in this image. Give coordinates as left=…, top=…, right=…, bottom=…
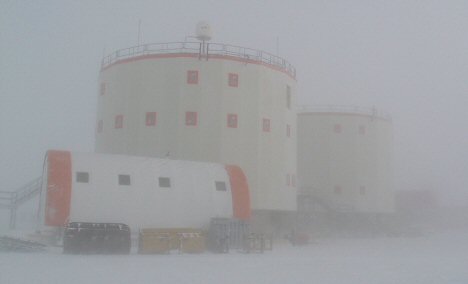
left=139, top=228, right=206, bottom=254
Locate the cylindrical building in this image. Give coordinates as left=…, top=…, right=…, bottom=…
left=95, top=42, right=297, bottom=214
left=297, top=106, right=394, bottom=214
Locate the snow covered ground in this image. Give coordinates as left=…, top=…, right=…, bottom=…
left=1, top=230, right=468, bottom=284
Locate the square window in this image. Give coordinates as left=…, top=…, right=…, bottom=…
left=185, top=111, right=198, bottom=126
left=227, top=114, right=238, bottom=128
left=97, top=120, right=103, bottom=133
left=286, top=124, right=291, bottom=137
left=146, top=112, right=157, bottom=126
left=334, top=124, right=341, bottom=133
left=118, top=174, right=131, bottom=186
left=100, top=82, right=106, bottom=96
left=262, top=118, right=271, bottom=132
left=334, top=186, right=342, bottom=195
left=159, top=177, right=171, bottom=188
left=215, top=181, right=227, bottom=191
left=76, top=172, right=89, bottom=183
left=187, top=70, right=199, bottom=84
left=115, top=115, right=124, bottom=129
left=228, top=73, right=238, bottom=87
left=360, top=186, right=366, bottom=195
left=359, top=125, right=366, bottom=135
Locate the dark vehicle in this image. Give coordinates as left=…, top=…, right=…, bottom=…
left=63, top=222, right=131, bottom=254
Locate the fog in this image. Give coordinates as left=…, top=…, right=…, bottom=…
left=2, top=1, right=468, bottom=207
left=2, top=1, right=468, bottom=282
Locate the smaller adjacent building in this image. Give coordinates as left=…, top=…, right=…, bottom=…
left=297, top=106, right=394, bottom=215
left=39, top=150, right=250, bottom=232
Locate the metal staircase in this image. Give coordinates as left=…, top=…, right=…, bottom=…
left=0, top=177, right=42, bottom=229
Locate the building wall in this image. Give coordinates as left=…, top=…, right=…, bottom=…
left=40, top=151, right=250, bottom=231
left=297, top=111, right=394, bottom=213
left=96, top=54, right=297, bottom=212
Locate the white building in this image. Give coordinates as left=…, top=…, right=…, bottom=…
left=297, top=106, right=394, bottom=214
left=39, top=150, right=250, bottom=231
left=95, top=42, right=297, bottom=214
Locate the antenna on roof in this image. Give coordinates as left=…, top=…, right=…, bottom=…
left=137, top=19, right=142, bottom=46
left=195, top=21, right=212, bottom=41
left=195, top=21, right=212, bottom=60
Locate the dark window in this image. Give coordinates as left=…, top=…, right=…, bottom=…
left=76, top=172, right=89, bottom=183
left=97, top=120, right=103, bottom=133
left=100, top=82, right=106, bottom=96
left=118, top=174, right=131, bottom=186
left=215, top=181, right=227, bottom=191
left=159, top=177, right=171, bottom=188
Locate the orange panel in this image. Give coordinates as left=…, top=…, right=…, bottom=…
left=225, top=165, right=251, bottom=220
left=45, top=150, right=72, bottom=226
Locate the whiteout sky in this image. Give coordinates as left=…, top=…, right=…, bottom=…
left=1, top=0, right=468, bottom=206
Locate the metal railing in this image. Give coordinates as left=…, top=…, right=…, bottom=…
left=297, top=105, right=392, bottom=121
left=0, top=192, right=14, bottom=210
left=101, top=42, right=296, bottom=79
left=0, top=177, right=42, bottom=229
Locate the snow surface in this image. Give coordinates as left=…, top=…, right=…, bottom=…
left=2, top=230, right=468, bottom=284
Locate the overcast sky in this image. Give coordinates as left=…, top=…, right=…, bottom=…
left=1, top=0, right=467, bottom=206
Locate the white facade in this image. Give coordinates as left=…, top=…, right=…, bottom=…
left=297, top=106, right=394, bottom=213
left=95, top=42, right=297, bottom=212
left=40, top=151, right=250, bottom=231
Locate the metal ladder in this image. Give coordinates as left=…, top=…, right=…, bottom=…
left=0, top=177, right=42, bottom=229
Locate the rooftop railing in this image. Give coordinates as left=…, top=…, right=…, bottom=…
left=298, top=105, right=392, bottom=121
left=101, top=42, right=296, bottom=79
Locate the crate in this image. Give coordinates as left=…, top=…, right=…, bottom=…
left=63, top=222, right=131, bottom=254
left=138, top=228, right=205, bottom=254
left=208, top=218, right=250, bottom=252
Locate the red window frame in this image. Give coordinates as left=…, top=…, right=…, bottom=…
left=185, top=111, right=198, bottom=126
left=262, top=118, right=271, bottom=132
left=334, top=186, right=342, bottom=195
left=228, top=73, right=239, bottom=87
left=146, top=112, right=157, bottom=126
left=227, top=114, right=238, bottom=128
left=187, top=70, right=199, bottom=84
left=334, top=124, right=342, bottom=133
left=359, top=125, right=366, bottom=135
left=360, top=186, right=366, bottom=195
left=115, top=115, right=123, bottom=129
